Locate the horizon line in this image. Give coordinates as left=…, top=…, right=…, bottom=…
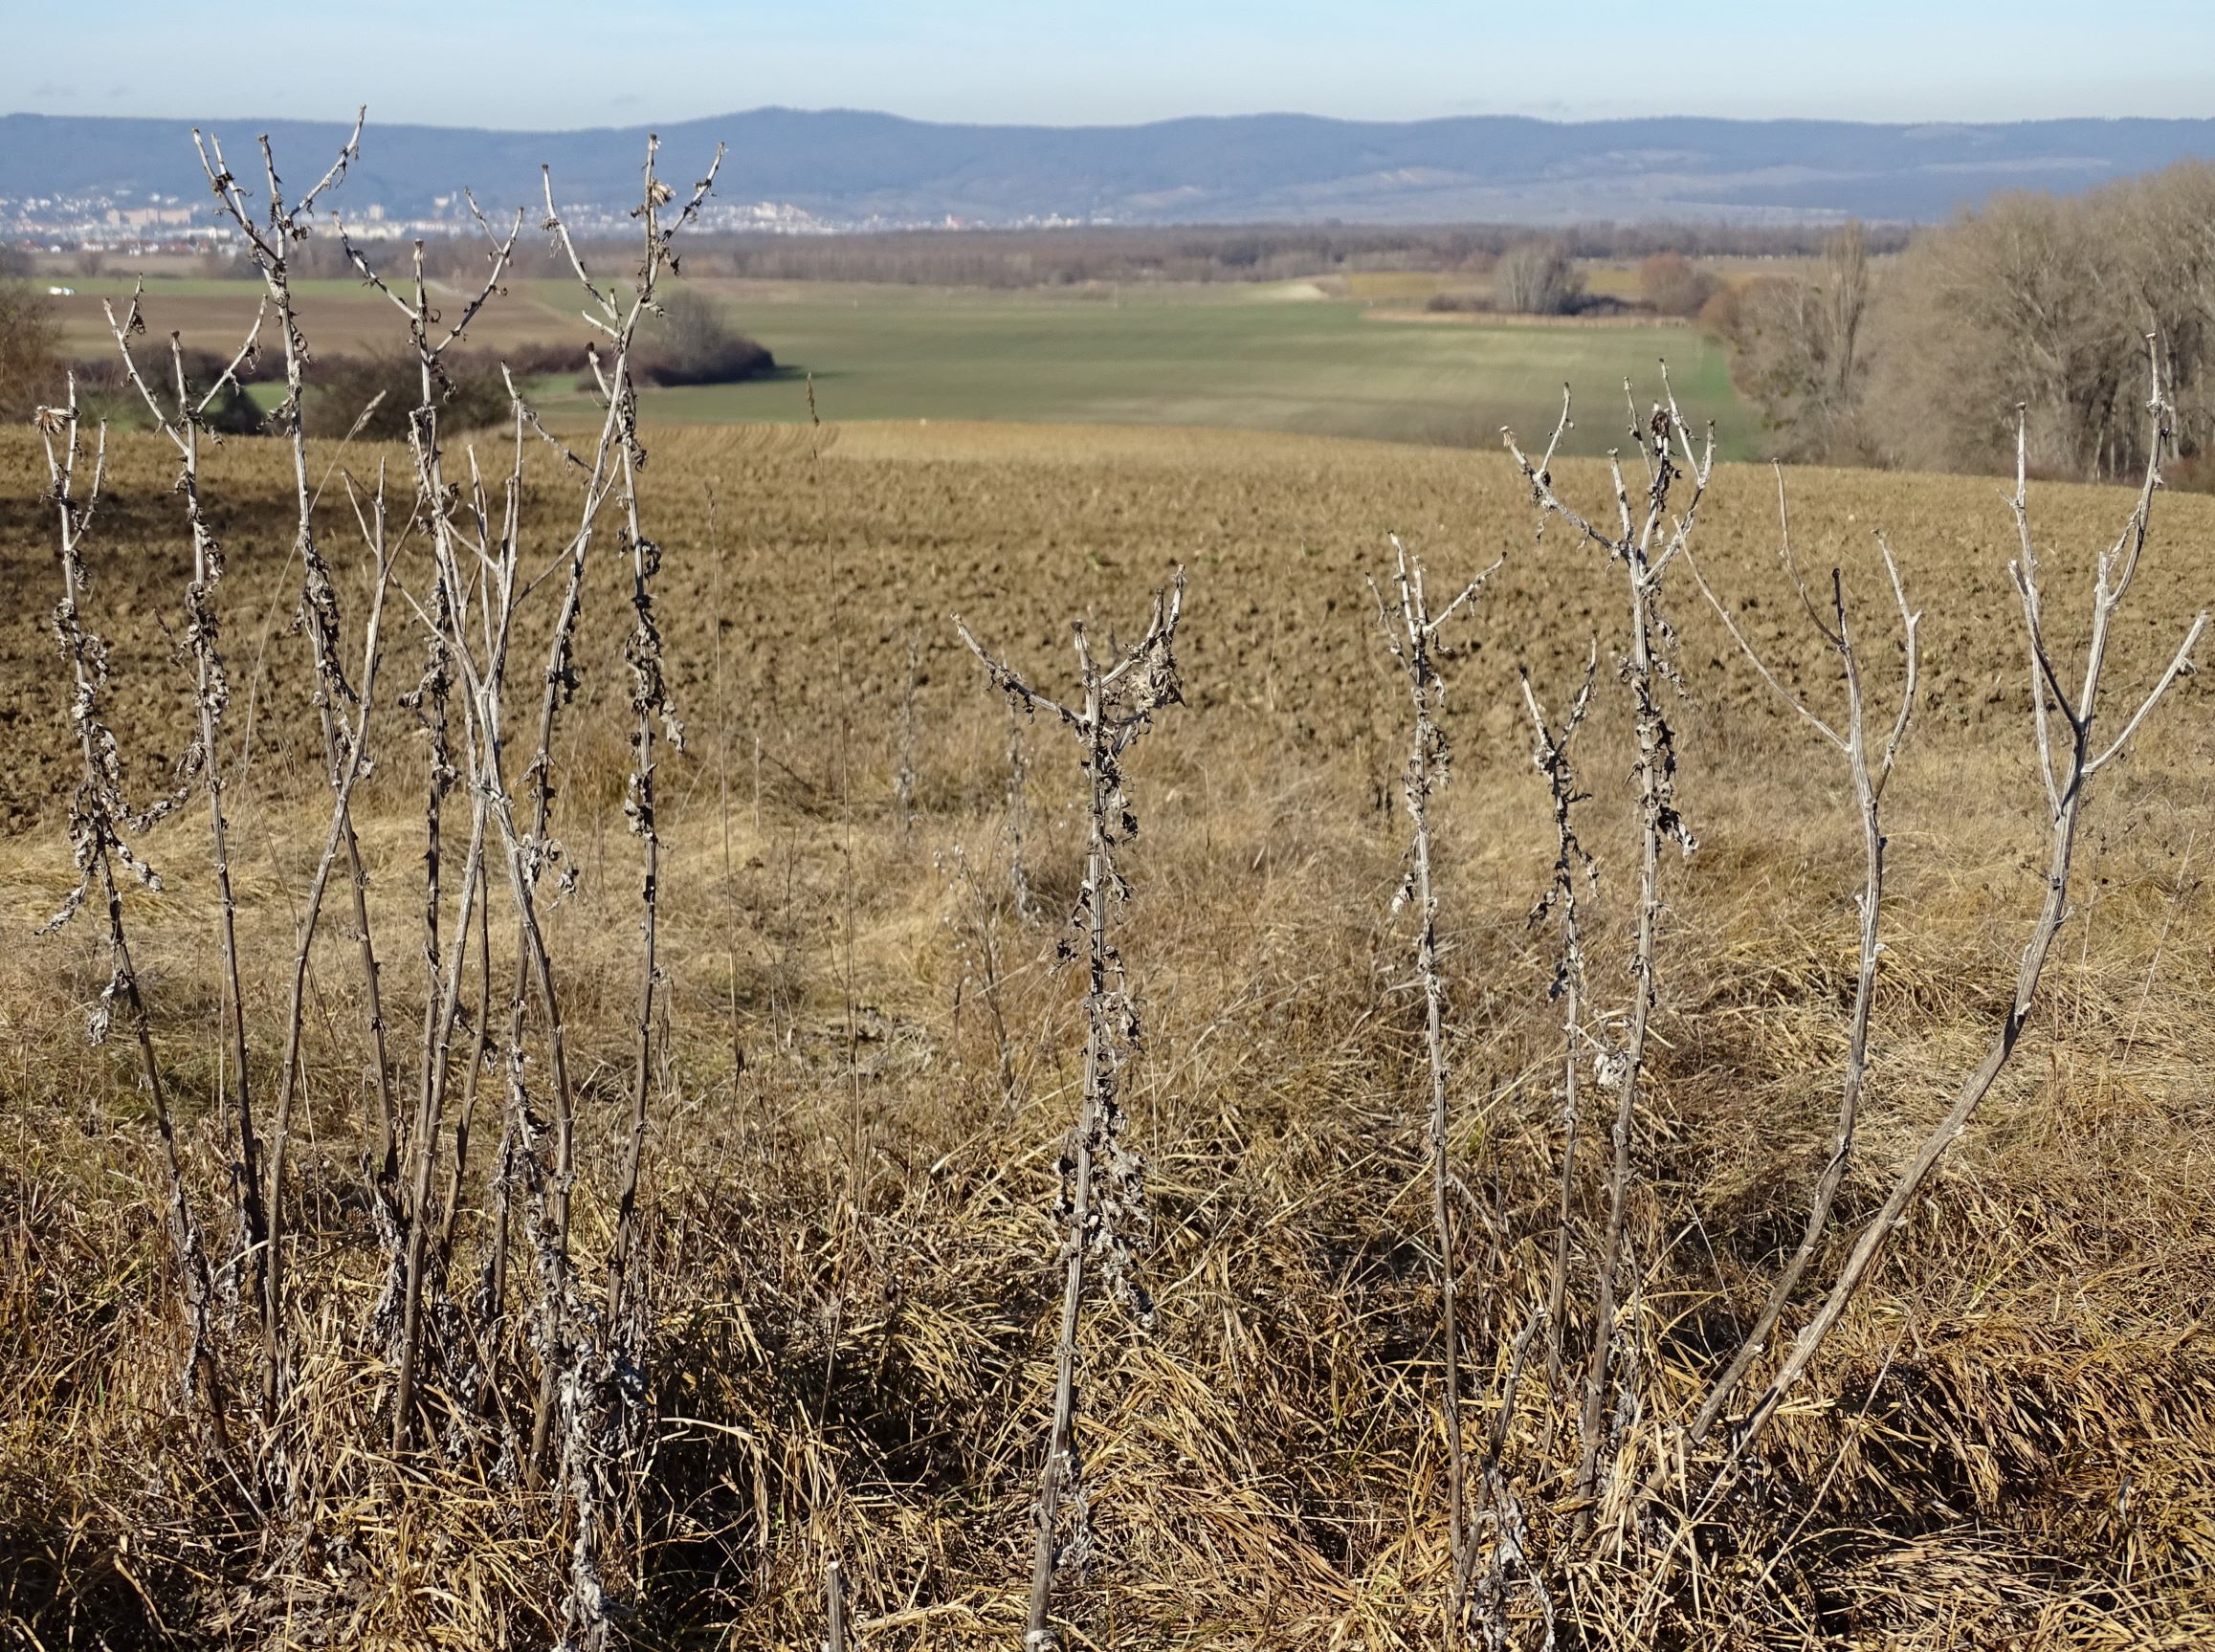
left=6, top=104, right=2213, bottom=140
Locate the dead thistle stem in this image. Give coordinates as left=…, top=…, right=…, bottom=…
left=955, top=569, right=1185, bottom=1651
left=365, top=121, right=722, bottom=1635
left=707, top=483, right=747, bottom=1106
left=823, top=1556, right=848, bottom=1652
left=610, top=275, right=686, bottom=1342
left=35, top=112, right=735, bottom=1639
left=1619, top=342, right=2205, bottom=1643
left=897, top=633, right=920, bottom=833
left=262, top=468, right=400, bottom=1415
left=1519, top=644, right=1598, bottom=1450
left=338, top=207, right=521, bottom=1454
left=1505, top=376, right=1712, bottom=1519
left=195, top=112, right=401, bottom=1410
left=1369, top=534, right=1498, bottom=1635
left=412, top=134, right=720, bottom=1492
left=101, top=290, right=272, bottom=1341
left=334, top=209, right=543, bottom=1364
left=838, top=641, right=862, bottom=1210
left=34, top=380, right=231, bottom=1453
left=440, top=872, right=495, bottom=1270
left=413, top=407, right=583, bottom=1512
left=942, top=843, right=1021, bottom=1111
left=1007, top=701, right=1040, bottom=923
left=528, top=134, right=721, bottom=1645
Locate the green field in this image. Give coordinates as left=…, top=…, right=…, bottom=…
left=611, top=280, right=1759, bottom=455
left=54, top=273, right=1761, bottom=456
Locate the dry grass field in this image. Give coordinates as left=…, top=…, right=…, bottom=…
left=44, top=276, right=589, bottom=363
left=3, top=413, right=2213, bottom=1649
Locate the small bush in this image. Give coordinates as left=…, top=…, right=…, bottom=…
left=1696, top=283, right=1744, bottom=339
left=69, top=348, right=267, bottom=435
left=199, top=377, right=267, bottom=435
left=1639, top=252, right=1717, bottom=318
left=501, top=338, right=591, bottom=380
left=303, top=352, right=510, bottom=441
left=0, top=277, right=60, bottom=421
left=633, top=288, right=775, bottom=386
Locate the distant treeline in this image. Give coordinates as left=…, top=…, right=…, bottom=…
left=1717, top=159, right=2215, bottom=482
left=162, top=220, right=1910, bottom=290
left=28, top=220, right=1910, bottom=292
left=637, top=221, right=1912, bottom=287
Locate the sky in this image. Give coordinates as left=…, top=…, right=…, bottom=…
left=10, top=0, right=2215, bottom=131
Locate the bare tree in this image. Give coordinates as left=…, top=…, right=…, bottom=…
left=2112, top=163, right=2215, bottom=458
left=1496, top=238, right=1584, bottom=316
left=1730, top=222, right=1872, bottom=461
left=1637, top=253, right=1716, bottom=319
left=1867, top=197, right=2135, bottom=476
left=956, top=571, right=1185, bottom=1651
left=0, top=271, right=60, bottom=420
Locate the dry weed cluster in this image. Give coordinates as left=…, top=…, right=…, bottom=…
left=3, top=124, right=2215, bottom=1652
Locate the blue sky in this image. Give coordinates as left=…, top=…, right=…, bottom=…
left=11, top=1, right=2215, bottom=129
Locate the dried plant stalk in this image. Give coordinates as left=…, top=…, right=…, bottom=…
left=1676, top=475, right=1920, bottom=1452
left=824, top=1557, right=849, bottom=1652
left=1370, top=534, right=1496, bottom=1630
left=1006, top=702, right=1040, bottom=923
left=1719, top=352, right=2204, bottom=1466
left=34, top=381, right=225, bottom=1443
left=957, top=570, right=1185, bottom=1651
left=1505, top=380, right=1712, bottom=1511
left=1519, top=646, right=1598, bottom=1434
left=259, top=469, right=399, bottom=1409
left=194, top=114, right=401, bottom=1405
left=609, top=317, right=686, bottom=1343
left=101, top=293, right=272, bottom=1330
left=337, top=211, right=521, bottom=1450
left=943, top=843, right=1022, bottom=1111
left=1612, top=350, right=2202, bottom=1644
left=896, top=634, right=921, bottom=832
left=525, top=135, right=723, bottom=1646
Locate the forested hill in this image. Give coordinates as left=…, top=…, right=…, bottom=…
left=7, top=107, right=2215, bottom=226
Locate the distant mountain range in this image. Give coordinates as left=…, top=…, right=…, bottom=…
left=6, top=107, right=2215, bottom=228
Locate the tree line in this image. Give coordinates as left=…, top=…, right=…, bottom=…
left=1718, top=160, right=2215, bottom=481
